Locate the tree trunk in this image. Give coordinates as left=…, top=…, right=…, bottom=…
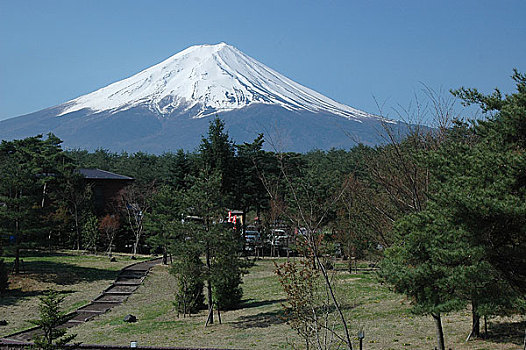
left=465, top=300, right=481, bottom=341
left=14, top=246, right=20, bottom=275
left=133, top=239, right=138, bottom=257
left=206, top=245, right=213, bottom=325
left=107, top=231, right=115, bottom=256
left=432, top=313, right=445, bottom=350
left=74, top=204, right=80, bottom=250
left=41, top=182, right=47, bottom=208
left=316, top=256, right=353, bottom=349
left=472, top=301, right=481, bottom=338
left=205, top=307, right=213, bottom=327
left=14, top=218, right=20, bottom=275
left=133, top=224, right=142, bottom=256
left=162, top=248, right=168, bottom=265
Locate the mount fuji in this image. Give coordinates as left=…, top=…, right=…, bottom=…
left=0, top=43, right=399, bottom=153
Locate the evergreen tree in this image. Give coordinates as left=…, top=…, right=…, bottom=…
left=82, top=214, right=99, bottom=253
left=210, top=223, right=244, bottom=311
left=235, top=134, right=269, bottom=218
left=171, top=240, right=205, bottom=316
left=29, top=290, right=78, bottom=350
left=379, top=208, right=473, bottom=350
left=443, top=70, right=526, bottom=337
left=144, top=184, right=206, bottom=316
left=184, top=169, right=223, bottom=325
left=198, top=117, right=236, bottom=207
left=0, top=134, right=71, bottom=273
left=381, top=70, right=526, bottom=348
left=184, top=168, right=245, bottom=324
left=145, top=185, right=181, bottom=264
left=159, top=149, right=191, bottom=189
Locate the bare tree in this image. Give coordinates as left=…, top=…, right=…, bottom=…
left=121, top=183, right=153, bottom=256
left=257, top=145, right=354, bottom=350
left=99, top=214, right=119, bottom=256
left=350, top=87, right=459, bottom=249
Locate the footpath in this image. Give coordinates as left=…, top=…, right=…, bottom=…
left=0, top=257, right=162, bottom=345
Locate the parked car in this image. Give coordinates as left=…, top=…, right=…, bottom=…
left=244, top=230, right=260, bottom=251
left=270, top=229, right=288, bottom=247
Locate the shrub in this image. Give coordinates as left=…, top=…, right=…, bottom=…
left=171, top=253, right=205, bottom=315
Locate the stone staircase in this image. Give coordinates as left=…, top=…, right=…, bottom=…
left=1, top=257, right=162, bottom=344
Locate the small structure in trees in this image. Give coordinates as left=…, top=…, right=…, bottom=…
left=78, top=168, right=134, bottom=215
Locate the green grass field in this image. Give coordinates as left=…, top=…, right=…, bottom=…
left=1, top=252, right=524, bottom=349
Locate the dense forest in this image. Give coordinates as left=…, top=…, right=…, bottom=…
left=1, top=71, right=525, bottom=350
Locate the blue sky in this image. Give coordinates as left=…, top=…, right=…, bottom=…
left=1, top=0, right=525, bottom=121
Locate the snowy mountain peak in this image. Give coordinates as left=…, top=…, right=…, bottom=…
left=59, top=43, right=377, bottom=120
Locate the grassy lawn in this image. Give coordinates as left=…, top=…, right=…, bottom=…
left=1, top=253, right=524, bottom=349
left=0, top=250, right=150, bottom=337
left=72, top=258, right=523, bottom=350
left=72, top=258, right=299, bottom=349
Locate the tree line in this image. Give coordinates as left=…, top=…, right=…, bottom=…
left=1, top=72, right=524, bottom=349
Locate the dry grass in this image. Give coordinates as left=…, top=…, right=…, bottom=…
left=333, top=266, right=524, bottom=350
left=1, top=253, right=524, bottom=350
left=73, top=258, right=524, bottom=350
left=72, top=260, right=300, bottom=349
left=0, top=250, right=150, bottom=337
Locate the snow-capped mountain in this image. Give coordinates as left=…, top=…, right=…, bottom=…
left=0, top=43, right=401, bottom=153
left=59, top=43, right=376, bottom=120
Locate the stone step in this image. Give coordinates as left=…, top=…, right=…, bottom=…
left=121, top=268, right=148, bottom=274
left=104, top=291, right=133, bottom=296
left=114, top=279, right=143, bottom=286
left=105, top=285, right=139, bottom=294
left=77, top=309, right=106, bottom=314
left=68, top=312, right=98, bottom=323
left=94, top=294, right=128, bottom=303
left=78, top=302, right=117, bottom=313
left=93, top=299, right=122, bottom=304
left=117, top=274, right=143, bottom=278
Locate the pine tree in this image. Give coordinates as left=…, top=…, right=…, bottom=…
left=194, top=118, right=247, bottom=322
left=379, top=208, right=474, bottom=350
left=210, top=223, right=244, bottom=311
left=443, top=69, right=526, bottom=337
left=145, top=185, right=182, bottom=264
left=0, top=134, right=71, bottom=274
left=198, top=117, right=236, bottom=207
left=82, top=214, right=99, bottom=253
left=235, top=134, right=269, bottom=218
left=29, top=290, right=78, bottom=350
left=381, top=70, right=526, bottom=348
left=184, top=168, right=245, bottom=324
left=171, top=244, right=205, bottom=316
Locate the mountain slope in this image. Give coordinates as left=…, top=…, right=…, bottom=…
left=0, top=43, right=398, bottom=153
